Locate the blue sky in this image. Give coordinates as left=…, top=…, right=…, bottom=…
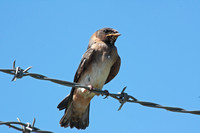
left=0, top=0, right=200, bottom=133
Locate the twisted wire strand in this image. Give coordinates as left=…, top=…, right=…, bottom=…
left=0, top=60, right=200, bottom=115
left=0, top=118, right=52, bottom=133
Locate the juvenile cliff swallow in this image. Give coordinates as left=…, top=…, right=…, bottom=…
left=57, top=28, right=121, bottom=129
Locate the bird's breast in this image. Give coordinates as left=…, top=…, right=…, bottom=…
left=77, top=54, right=115, bottom=98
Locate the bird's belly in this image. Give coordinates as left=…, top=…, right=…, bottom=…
left=88, top=63, right=111, bottom=88
left=77, top=62, right=112, bottom=97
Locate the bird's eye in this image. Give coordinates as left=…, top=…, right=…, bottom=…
left=104, top=30, right=109, bottom=33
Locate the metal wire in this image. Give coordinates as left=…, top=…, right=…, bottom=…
left=1, top=60, right=200, bottom=115
left=0, top=118, right=52, bottom=133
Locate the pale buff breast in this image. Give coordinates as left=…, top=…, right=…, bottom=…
left=77, top=58, right=113, bottom=98
left=77, top=46, right=118, bottom=98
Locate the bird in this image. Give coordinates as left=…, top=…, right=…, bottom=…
left=57, top=28, right=121, bottom=129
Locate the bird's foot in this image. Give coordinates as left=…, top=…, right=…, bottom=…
left=81, top=85, right=94, bottom=94
left=87, top=85, right=102, bottom=96
left=87, top=85, right=94, bottom=91
left=87, top=84, right=96, bottom=94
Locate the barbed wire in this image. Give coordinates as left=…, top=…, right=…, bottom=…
left=0, top=118, right=52, bottom=133
left=0, top=60, right=200, bottom=115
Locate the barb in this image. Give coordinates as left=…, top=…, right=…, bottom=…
left=0, top=118, right=52, bottom=133
left=1, top=60, right=200, bottom=115
left=0, top=60, right=32, bottom=81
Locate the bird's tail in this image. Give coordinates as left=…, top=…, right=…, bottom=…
left=57, top=95, right=90, bottom=129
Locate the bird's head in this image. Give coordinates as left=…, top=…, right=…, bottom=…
left=96, top=28, right=120, bottom=45
left=88, top=28, right=120, bottom=48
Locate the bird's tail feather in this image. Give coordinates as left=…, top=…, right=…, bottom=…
left=57, top=95, right=71, bottom=111
left=58, top=95, right=90, bottom=129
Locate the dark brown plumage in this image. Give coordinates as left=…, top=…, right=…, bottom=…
left=57, top=28, right=121, bottom=129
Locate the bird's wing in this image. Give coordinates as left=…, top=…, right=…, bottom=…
left=73, top=48, right=95, bottom=83
left=71, top=48, right=95, bottom=101
left=70, top=48, right=95, bottom=95
left=104, top=56, right=121, bottom=84
left=57, top=48, right=95, bottom=110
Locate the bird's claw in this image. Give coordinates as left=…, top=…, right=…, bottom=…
left=87, top=85, right=94, bottom=91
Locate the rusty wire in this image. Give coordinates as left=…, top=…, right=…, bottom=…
left=0, top=118, right=52, bottom=133
left=0, top=60, right=200, bottom=115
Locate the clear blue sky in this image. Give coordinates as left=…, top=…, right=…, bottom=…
left=0, top=0, right=200, bottom=133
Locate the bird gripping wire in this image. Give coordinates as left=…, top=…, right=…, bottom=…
left=0, top=60, right=200, bottom=115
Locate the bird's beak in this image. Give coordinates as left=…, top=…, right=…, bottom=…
left=106, top=33, right=121, bottom=37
